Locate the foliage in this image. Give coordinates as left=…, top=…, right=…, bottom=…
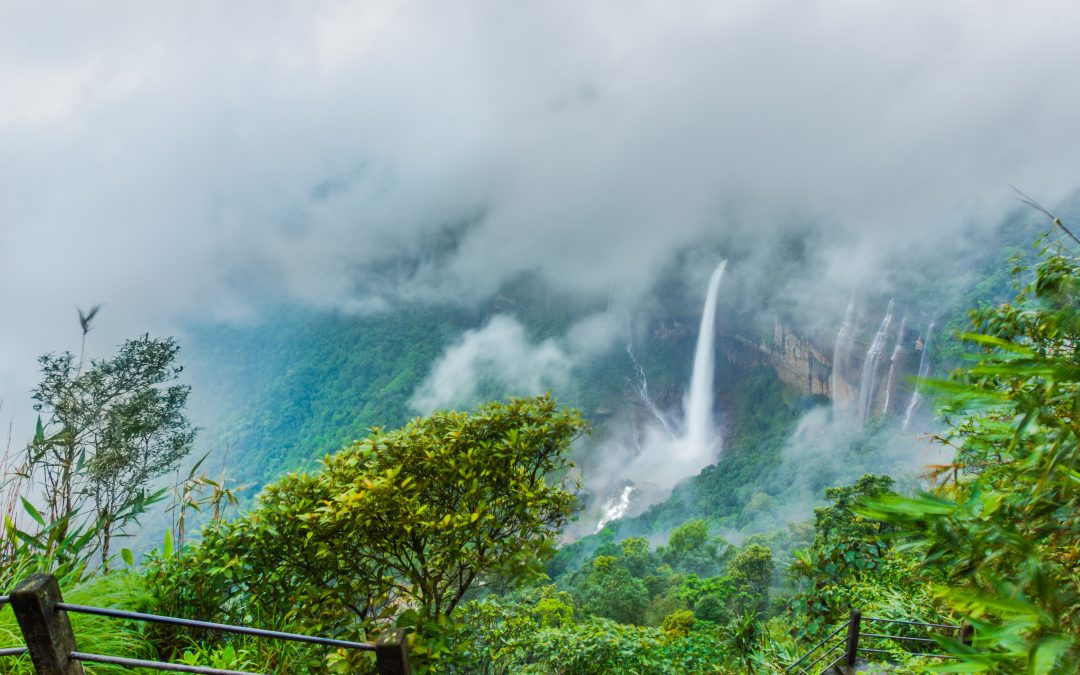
left=660, top=519, right=728, bottom=576
left=728, top=544, right=774, bottom=616
left=154, top=395, right=585, bottom=671
left=789, top=474, right=896, bottom=628
left=0, top=572, right=156, bottom=674
left=661, top=608, right=695, bottom=637
left=862, top=238, right=1080, bottom=672
left=27, top=329, right=195, bottom=570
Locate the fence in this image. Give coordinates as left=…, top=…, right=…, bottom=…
left=0, top=574, right=409, bottom=675
left=784, top=610, right=972, bottom=674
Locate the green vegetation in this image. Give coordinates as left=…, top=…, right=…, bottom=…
left=863, top=235, right=1080, bottom=671
left=4, top=226, right=1080, bottom=672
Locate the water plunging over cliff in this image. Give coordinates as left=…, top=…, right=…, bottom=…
left=831, top=296, right=856, bottom=415
left=881, top=313, right=907, bottom=415
left=596, top=485, right=634, bottom=532
left=857, top=300, right=895, bottom=428
left=683, top=261, right=727, bottom=458
left=591, top=261, right=727, bottom=533
left=902, top=321, right=935, bottom=431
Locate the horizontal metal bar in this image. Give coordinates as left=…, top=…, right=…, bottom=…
left=858, top=647, right=953, bottom=658
left=863, top=616, right=960, bottom=630
left=862, top=632, right=939, bottom=643
left=0, top=647, right=28, bottom=657
left=784, top=622, right=849, bottom=671
left=802, top=642, right=841, bottom=672
left=72, top=651, right=264, bottom=675
left=819, top=655, right=844, bottom=675
left=57, top=603, right=375, bottom=651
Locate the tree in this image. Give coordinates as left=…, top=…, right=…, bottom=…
left=789, top=474, right=896, bottom=629
left=864, top=234, right=1080, bottom=672
left=660, top=519, right=727, bottom=576
left=728, top=544, right=774, bottom=616
left=576, top=555, right=651, bottom=623
left=28, top=318, right=195, bottom=569
left=198, top=395, right=587, bottom=636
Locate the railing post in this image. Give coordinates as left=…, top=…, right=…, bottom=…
left=844, top=609, right=861, bottom=668
left=961, top=621, right=974, bottom=647
left=375, top=627, right=410, bottom=675
left=10, top=574, right=85, bottom=674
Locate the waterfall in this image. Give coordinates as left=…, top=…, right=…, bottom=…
left=857, top=300, right=895, bottom=428
left=596, top=485, right=634, bottom=532
left=625, top=314, right=675, bottom=438
left=902, top=321, right=936, bottom=431
left=881, top=313, right=907, bottom=415
left=593, top=261, right=726, bottom=532
left=831, top=295, right=856, bottom=414
left=683, top=261, right=727, bottom=458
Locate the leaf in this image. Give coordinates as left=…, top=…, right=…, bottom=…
left=1030, top=635, right=1072, bottom=675
left=121, top=547, right=135, bottom=567
left=20, top=497, right=46, bottom=527
left=164, top=528, right=174, bottom=558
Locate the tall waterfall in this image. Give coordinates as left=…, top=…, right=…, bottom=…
left=902, top=321, right=936, bottom=431
left=683, top=261, right=727, bottom=458
left=594, top=261, right=727, bottom=533
left=881, top=313, right=907, bottom=415
left=857, top=300, right=895, bottom=428
left=831, top=296, right=856, bottom=414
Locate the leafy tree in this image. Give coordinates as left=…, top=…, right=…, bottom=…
left=192, top=395, right=587, bottom=639
left=728, top=544, right=774, bottom=616
left=575, top=555, right=651, bottom=624
left=789, top=474, right=895, bottom=628
left=864, top=234, right=1080, bottom=672
left=676, top=574, right=737, bottom=624
left=28, top=319, right=195, bottom=569
left=661, top=608, right=695, bottom=637
left=660, top=519, right=727, bottom=576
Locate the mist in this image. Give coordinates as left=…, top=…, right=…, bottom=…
left=4, top=0, right=1080, bottom=444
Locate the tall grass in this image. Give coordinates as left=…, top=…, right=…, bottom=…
left=0, top=572, right=157, bottom=674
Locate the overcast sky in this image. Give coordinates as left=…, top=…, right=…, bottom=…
left=3, top=0, right=1080, bottom=432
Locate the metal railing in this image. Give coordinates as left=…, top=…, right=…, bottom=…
left=785, top=609, right=972, bottom=674
left=0, top=574, right=409, bottom=674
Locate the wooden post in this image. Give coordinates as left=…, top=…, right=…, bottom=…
left=961, top=621, right=974, bottom=647
left=375, top=627, right=410, bottom=675
left=10, top=574, right=85, bottom=674
left=844, top=609, right=861, bottom=668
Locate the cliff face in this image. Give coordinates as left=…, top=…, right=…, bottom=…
left=734, top=317, right=924, bottom=420
left=764, top=319, right=836, bottom=398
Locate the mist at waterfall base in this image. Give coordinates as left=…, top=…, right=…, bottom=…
left=744, top=304, right=947, bottom=537
left=589, top=262, right=727, bottom=533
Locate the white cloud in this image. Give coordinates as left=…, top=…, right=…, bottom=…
left=4, top=1, right=1080, bottom=433
left=410, top=312, right=621, bottom=412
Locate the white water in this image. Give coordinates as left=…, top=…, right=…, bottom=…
left=683, top=261, right=727, bottom=458
left=902, top=321, right=936, bottom=431
left=857, top=300, right=895, bottom=428
left=881, top=313, right=907, bottom=415
left=592, top=260, right=726, bottom=532
left=831, top=296, right=856, bottom=415
left=596, top=485, right=634, bottom=532
left=625, top=314, right=675, bottom=438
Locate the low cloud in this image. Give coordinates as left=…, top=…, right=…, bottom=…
left=5, top=1, right=1080, bottom=441
left=410, top=312, right=621, bottom=412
